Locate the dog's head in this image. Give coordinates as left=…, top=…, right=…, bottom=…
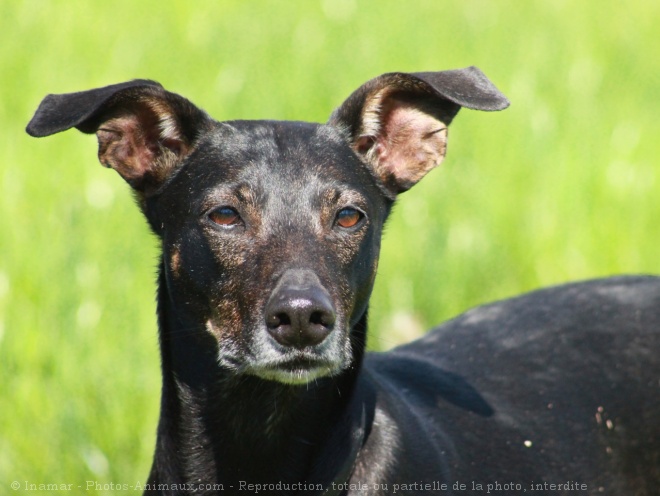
left=27, top=69, right=508, bottom=384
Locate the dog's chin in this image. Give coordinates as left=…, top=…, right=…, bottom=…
left=250, top=365, right=336, bottom=385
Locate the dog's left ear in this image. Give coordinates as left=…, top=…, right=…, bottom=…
left=329, top=66, right=509, bottom=194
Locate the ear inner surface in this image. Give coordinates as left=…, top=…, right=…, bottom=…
left=359, top=93, right=450, bottom=193
left=94, top=100, right=189, bottom=193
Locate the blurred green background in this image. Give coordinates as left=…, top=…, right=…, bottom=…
left=2, top=0, right=659, bottom=490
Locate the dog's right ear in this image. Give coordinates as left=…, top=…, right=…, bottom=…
left=26, top=80, right=212, bottom=196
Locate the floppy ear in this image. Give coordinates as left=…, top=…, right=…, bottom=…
left=328, top=66, right=509, bottom=194
left=26, top=80, right=212, bottom=196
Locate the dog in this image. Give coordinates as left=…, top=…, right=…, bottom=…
left=27, top=67, right=659, bottom=495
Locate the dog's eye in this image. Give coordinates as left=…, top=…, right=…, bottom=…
left=208, top=207, right=242, bottom=227
left=335, top=207, right=363, bottom=229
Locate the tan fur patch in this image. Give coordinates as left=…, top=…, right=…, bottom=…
left=170, top=247, right=182, bottom=278
left=145, top=98, right=183, bottom=142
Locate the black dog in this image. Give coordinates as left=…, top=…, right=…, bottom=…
left=27, top=68, right=659, bottom=495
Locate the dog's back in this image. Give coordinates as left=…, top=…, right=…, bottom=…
left=358, top=276, right=660, bottom=493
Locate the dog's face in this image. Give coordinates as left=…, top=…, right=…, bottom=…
left=26, top=69, right=508, bottom=384
left=156, top=122, right=388, bottom=383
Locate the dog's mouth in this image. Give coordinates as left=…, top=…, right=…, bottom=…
left=247, top=352, right=345, bottom=385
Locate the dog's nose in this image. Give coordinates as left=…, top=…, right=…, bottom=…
left=265, top=270, right=336, bottom=348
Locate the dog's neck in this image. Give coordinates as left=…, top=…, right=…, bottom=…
left=149, top=267, right=367, bottom=489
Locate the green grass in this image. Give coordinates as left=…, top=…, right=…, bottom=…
left=2, top=0, right=659, bottom=489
